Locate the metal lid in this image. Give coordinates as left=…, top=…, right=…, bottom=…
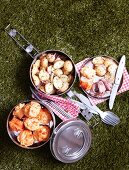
left=50, top=119, right=92, bottom=163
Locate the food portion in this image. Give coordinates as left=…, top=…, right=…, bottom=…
left=17, top=130, right=34, bottom=147
left=33, top=126, right=51, bottom=142
left=80, top=66, right=96, bottom=79
left=9, top=117, right=24, bottom=132
left=8, top=101, right=53, bottom=147
left=31, top=52, right=75, bottom=94
left=36, top=108, right=52, bottom=125
left=79, top=56, right=118, bottom=97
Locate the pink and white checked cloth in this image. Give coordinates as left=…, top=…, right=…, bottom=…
left=36, top=91, right=80, bottom=121
left=75, top=58, right=129, bottom=105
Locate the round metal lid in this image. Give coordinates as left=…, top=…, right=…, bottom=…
left=50, top=119, right=92, bottom=163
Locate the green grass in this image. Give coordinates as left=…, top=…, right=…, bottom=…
left=0, top=0, right=129, bottom=169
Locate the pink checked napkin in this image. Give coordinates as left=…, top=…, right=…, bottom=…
left=34, top=90, right=80, bottom=121
left=75, top=58, right=129, bottom=105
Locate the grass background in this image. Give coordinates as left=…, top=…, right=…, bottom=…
left=0, top=0, right=129, bottom=169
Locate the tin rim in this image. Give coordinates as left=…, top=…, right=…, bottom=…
left=7, top=99, right=56, bottom=149
left=50, top=118, right=92, bottom=163
left=30, top=50, right=77, bottom=96
left=78, top=55, right=123, bottom=99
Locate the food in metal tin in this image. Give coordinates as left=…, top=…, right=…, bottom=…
left=46, top=53, right=56, bottom=63
left=31, top=52, right=75, bottom=94
left=9, top=117, right=24, bottom=131
left=32, top=59, right=40, bottom=75
left=79, top=77, right=93, bottom=91
left=79, top=56, right=118, bottom=97
left=13, top=103, right=25, bottom=119
left=29, top=101, right=41, bottom=117
left=47, top=65, right=54, bottom=74
left=32, top=75, right=40, bottom=86
left=40, top=55, right=48, bottom=69
left=60, top=75, right=69, bottom=82
left=92, top=56, right=104, bottom=66
left=108, top=63, right=117, bottom=74
left=91, top=80, right=106, bottom=95
left=103, top=58, right=114, bottom=67
left=24, top=101, right=41, bottom=118
left=104, top=72, right=115, bottom=83
left=24, top=118, right=41, bottom=131
left=53, top=69, right=63, bottom=77
left=33, top=125, right=51, bottom=142
left=53, top=60, right=64, bottom=69
left=59, top=82, right=69, bottom=92
left=38, top=69, right=50, bottom=82
left=62, top=67, right=70, bottom=75
left=8, top=101, right=53, bottom=147
left=53, top=76, right=63, bottom=89
left=44, top=83, right=55, bottom=94
left=67, top=74, right=74, bottom=83
left=17, top=130, right=34, bottom=147
left=80, top=66, right=96, bottom=79
left=24, top=103, right=31, bottom=117
left=94, top=65, right=106, bottom=77
left=63, top=60, right=73, bottom=72
left=36, top=108, right=52, bottom=124
left=34, top=59, right=41, bottom=68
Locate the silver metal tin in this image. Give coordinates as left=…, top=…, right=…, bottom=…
left=7, top=100, right=56, bottom=149
left=78, top=55, right=123, bottom=99
left=5, top=25, right=77, bottom=96
left=50, top=118, right=92, bottom=163
left=30, top=50, right=77, bottom=96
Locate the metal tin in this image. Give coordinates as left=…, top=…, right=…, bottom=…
left=30, top=50, right=77, bottom=96
left=78, top=55, right=123, bottom=99
left=7, top=100, right=56, bottom=149
left=5, top=25, right=77, bottom=96
left=50, top=118, right=92, bottom=163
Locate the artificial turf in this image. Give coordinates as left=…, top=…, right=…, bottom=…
left=0, top=0, right=129, bottom=169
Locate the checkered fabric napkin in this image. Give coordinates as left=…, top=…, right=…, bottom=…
left=75, top=58, right=129, bottom=105
left=33, top=90, right=80, bottom=121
